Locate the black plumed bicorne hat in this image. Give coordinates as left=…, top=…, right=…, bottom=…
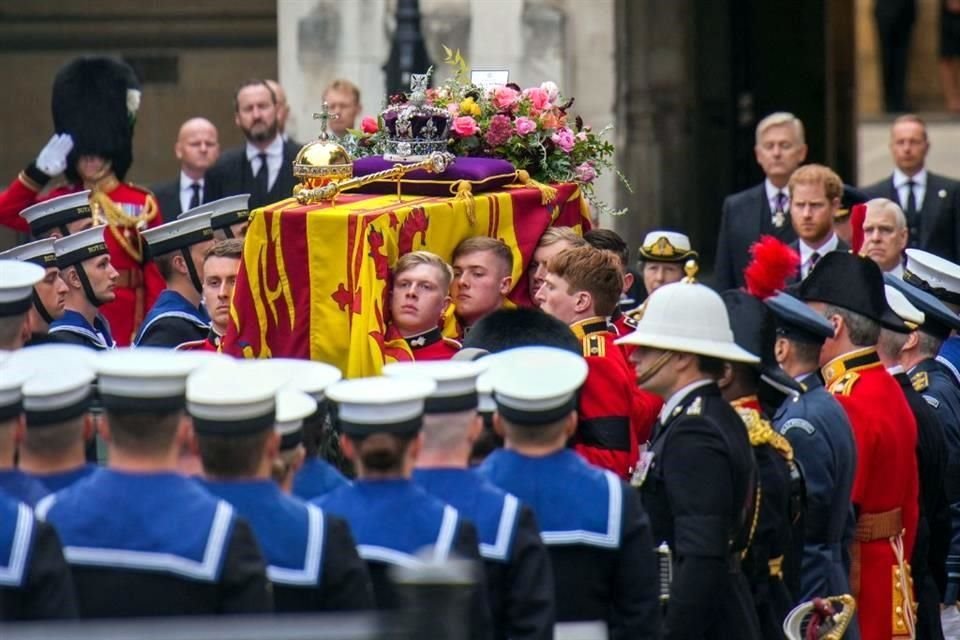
left=51, top=56, right=141, bottom=183
left=799, top=251, right=906, bottom=330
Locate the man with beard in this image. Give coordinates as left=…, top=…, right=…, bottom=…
left=204, top=79, right=299, bottom=209
left=0, top=239, right=68, bottom=347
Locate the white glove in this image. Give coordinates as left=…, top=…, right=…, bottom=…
left=35, top=133, right=74, bottom=177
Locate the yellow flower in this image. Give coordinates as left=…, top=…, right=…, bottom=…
left=458, top=97, right=481, bottom=117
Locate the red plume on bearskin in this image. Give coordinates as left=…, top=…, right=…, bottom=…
left=743, top=235, right=800, bottom=300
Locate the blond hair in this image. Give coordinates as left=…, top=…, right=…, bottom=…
left=537, top=226, right=586, bottom=250
left=394, top=251, right=453, bottom=290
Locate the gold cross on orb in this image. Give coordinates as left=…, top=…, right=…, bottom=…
left=312, top=103, right=340, bottom=140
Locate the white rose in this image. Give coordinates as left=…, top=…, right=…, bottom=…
left=126, top=89, right=141, bottom=117
left=540, top=81, right=560, bottom=104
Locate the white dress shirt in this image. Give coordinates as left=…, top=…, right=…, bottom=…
left=179, top=171, right=204, bottom=213
left=245, top=135, right=284, bottom=191
left=765, top=179, right=790, bottom=213
left=798, top=233, right=839, bottom=279
left=894, top=167, right=927, bottom=212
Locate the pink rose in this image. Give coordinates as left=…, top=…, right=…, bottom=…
left=447, top=103, right=460, bottom=117
left=451, top=116, right=479, bottom=137
left=576, top=131, right=588, bottom=142
left=575, top=162, right=597, bottom=183
left=523, top=87, right=551, bottom=113
left=492, top=86, right=520, bottom=112
left=514, top=116, right=537, bottom=136
left=551, top=127, right=575, bottom=153
left=540, top=81, right=560, bottom=104
left=361, top=116, right=379, bottom=134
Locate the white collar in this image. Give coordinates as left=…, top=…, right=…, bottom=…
left=658, top=378, right=714, bottom=423
left=886, top=364, right=905, bottom=375
left=894, top=167, right=927, bottom=188
left=798, top=233, right=839, bottom=263
left=179, top=171, right=203, bottom=190
left=764, top=178, right=789, bottom=203
left=245, top=135, right=284, bottom=162
left=886, top=262, right=905, bottom=278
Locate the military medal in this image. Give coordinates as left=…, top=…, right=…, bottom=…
left=772, top=209, right=785, bottom=228
left=630, top=450, right=655, bottom=488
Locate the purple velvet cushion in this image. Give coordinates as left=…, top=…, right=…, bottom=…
left=351, top=156, right=517, bottom=196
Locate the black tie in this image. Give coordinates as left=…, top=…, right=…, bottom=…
left=904, top=180, right=919, bottom=246
left=254, top=152, right=269, bottom=202
left=808, top=251, right=821, bottom=278
left=774, top=191, right=787, bottom=212
left=188, top=182, right=201, bottom=210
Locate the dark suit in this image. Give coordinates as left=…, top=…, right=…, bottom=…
left=204, top=139, right=300, bottom=209
left=786, top=237, right=851, bottom=284
left=861, top=171, right=960, bottom=261
left=151, top=179, right=181, bottom=222
left=713, top=183, right=797, bottom=291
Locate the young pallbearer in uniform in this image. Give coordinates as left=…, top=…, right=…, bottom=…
left=36, top=349, right=273, bottom=617
left=48, top=226, right=118, bottom=350
left=135, top=209, right=215, bottom=348
left=0, top=261, right=46, bottom=351
left=384, top=359, right=555, bottom=640
left=389, top=251, right=461, bottom=360
left=190, top=362, right=374, bottom=613
left=177, top=239, right=243, bottom=352
left=0, top=241, right=68, bottom=347
left=478, top=346, right=660, bottom=640
left=535, top=245, right=660, bottom=477
left=316, top=376, right=493, bottom=640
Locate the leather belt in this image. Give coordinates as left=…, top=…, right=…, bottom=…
left=855, top=508, right=903, bottom=542
left=575, top=416, right=631, bottom=451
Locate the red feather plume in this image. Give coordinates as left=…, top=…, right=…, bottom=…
left=743, top=235, right=800, bottom=299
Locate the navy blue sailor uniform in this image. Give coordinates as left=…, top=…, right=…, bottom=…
left=637, top=381, right=762, bottom=640
left=203, top=478, right=373, bottom=613
left=478, top=449, right=659, bottom=640
left=29, top=464, right=97, bottom=494
left=292, top=457, right=349, bottom=502
left=0, top=469, right=48, bottom=507
left=36, top=469, right=272, bottom=617
left=134, top=289, right=210, bottom=348
left=773, top=373, right=857, bottom=602
left=48, top=309, right=116, bottom=350
left=317, top=479, right=493, bottom=640
left=0, top=493, right=77, bottom=620
left=413, top=467, right=555, bottom=640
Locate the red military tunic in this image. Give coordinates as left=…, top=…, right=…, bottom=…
left=0, top=172, right=164, bottom=346
left=177, top=329, right=223, bottom=353
left=403, top=327, right=461, bottom=361
left=610, top=307, right=639, bottom=360
left=570, top=317, right=661, bottom=479
left=822, top=347, right=919, bottom=639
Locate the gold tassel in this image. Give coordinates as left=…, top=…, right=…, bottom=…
left=452, top=180, right=476, bottom=225
left=509, top=170, right=558, bottom=205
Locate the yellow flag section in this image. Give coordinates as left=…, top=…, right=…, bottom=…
left=224, top=183, right=589, bottom=377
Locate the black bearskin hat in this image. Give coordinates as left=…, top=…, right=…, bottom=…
left=51, top=56, right=141, bottom=183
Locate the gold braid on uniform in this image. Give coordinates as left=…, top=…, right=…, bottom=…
left=90, top=190, right=159, bottom=264
left=733, top=402, right=795, bottom=462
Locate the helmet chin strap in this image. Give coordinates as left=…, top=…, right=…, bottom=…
left=636, top=351, right=675, bottom=386
left=180, top=248, right=203, bottom=294
left=75, top=264, right=107, bottom=308
left=31, top=289, right=54, bottom=325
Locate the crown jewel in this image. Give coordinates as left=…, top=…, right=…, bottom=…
left=381, top=72, right=451, bottom=162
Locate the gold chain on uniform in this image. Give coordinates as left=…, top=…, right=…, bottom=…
left=89, top=190, right=158, bottom=263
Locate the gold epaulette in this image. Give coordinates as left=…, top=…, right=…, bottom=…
left=625, top=303, right=645, bottom=322
left=735, top=405, right=795, bottom=461
left=911, top=371, right=929, bottom=392
left=583, top=334, right=605, bottom=357
left=827, top=371, right=860, bottom=396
